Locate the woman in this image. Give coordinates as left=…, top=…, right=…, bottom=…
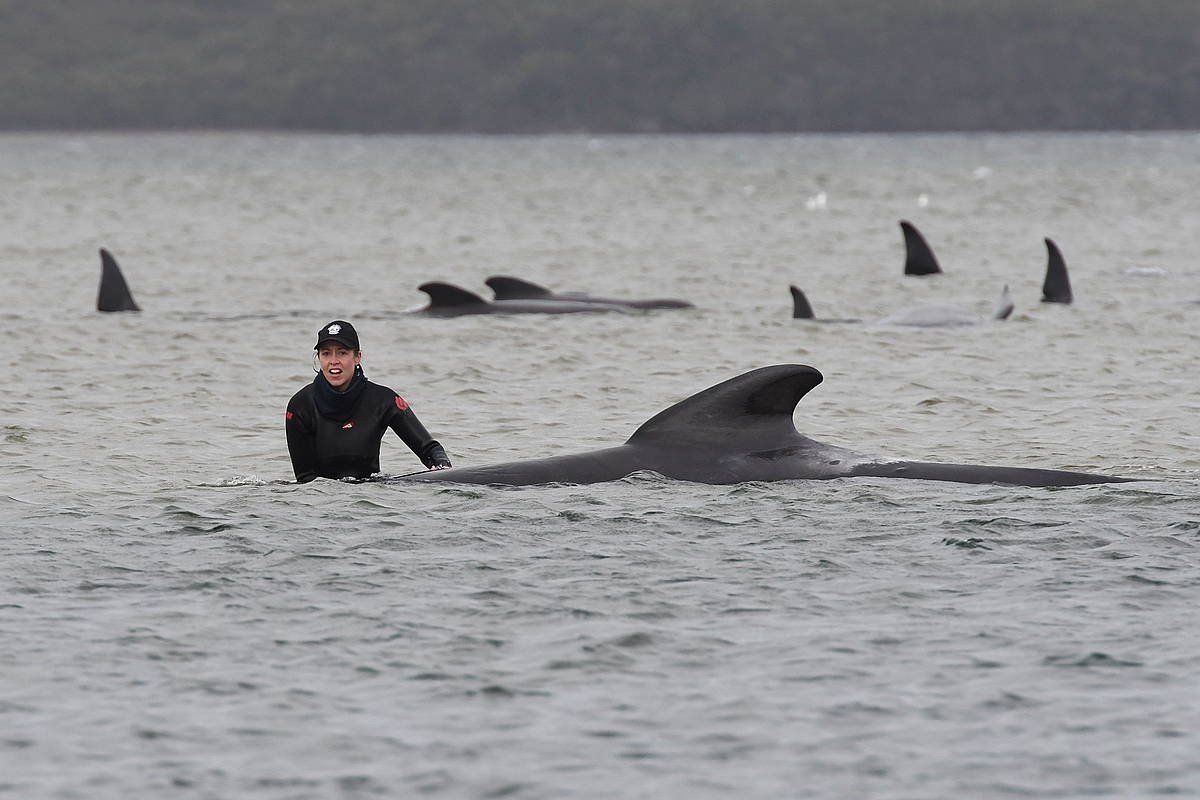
left=286, top=320, right=452, bottom=482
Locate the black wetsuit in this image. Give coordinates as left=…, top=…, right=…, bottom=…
left=286, top=369, right=451, bottom=483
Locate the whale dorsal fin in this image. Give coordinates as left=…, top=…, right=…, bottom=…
left=1041, top=238, right=1073, bottom=304
left=485, top=276, right=554, bottom=300
left=418, top=281, right=488, bottom=307
left=627, top=365, right=822, bottom=448
left=992, top=284, right=1014, bottom=320
left=900, top=220, right=942, bottom=276
left=97, top=248, right=140, bottom=312
left=789, top=285, right=815, bottom=319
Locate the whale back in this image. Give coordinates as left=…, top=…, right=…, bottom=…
left=901, top=220, right=942, bottom=276
left=789, top=285, right=816, bottom=319
left=879, top=305, right=980, bottom=327
left=488, top=275, right=693, bottom=309
left=97, top=249, right=140, bottom=312
left=992, top=285, right=1014, bottom=320
left=419, top=281, right=489, bottom=309
left=1042, top=238, right=1073, bottom=304
left=850, top=460, right=1130, bottom=487
left=404, top=363, right=1129, bottom=488
left=485, top=276, right=554, bottom=300
left=627, top=365, right=823, bottom=450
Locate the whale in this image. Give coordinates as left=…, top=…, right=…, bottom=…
left=789, top=286, right=862, bottom=323
left=97, top=248, right=140, bottom=312
left=1041, top=238, right=1073, bottom=304
left=485, top=275, right=694, bottom=310
left=416, top=282, right=630, bottom=316
left=790, top=285, right=1013, bottom=327
left=901, top=220, right=942, bottom=276
left=878, top=285, right=1013, bottom=326
left=400, top=365, right=1131, bottom=487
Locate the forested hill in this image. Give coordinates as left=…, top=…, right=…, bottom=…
left=3, top=0, right=1199, bottom=133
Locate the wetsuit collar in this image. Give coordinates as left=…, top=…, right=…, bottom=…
left=313, top=366, right=368, bottom=421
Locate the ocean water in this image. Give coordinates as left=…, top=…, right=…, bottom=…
left=1, top=132, right=1198, bottom=798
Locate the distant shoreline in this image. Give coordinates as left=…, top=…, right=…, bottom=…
left=6, top=1, right=1200, bottom=133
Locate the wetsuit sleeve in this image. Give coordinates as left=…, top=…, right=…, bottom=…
left=285, top=402, right=319, bottom=483
left=387, top=395, right=452, bottom=469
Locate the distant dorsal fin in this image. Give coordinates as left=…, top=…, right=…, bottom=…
left=992, top=284, right=1014, bottom=320
left=627, top=365, right=823, bottom=448
left=789, top=285, right=815, bottom=319
left=485, top=275, right=554, bottom=300
left=900, top=220, right=942, bottom=276
left=418, top=281, right=488, bottom=307
left=97, top=248, right=140, bottom=312
left=1041, top=238, right=1073, bottom=304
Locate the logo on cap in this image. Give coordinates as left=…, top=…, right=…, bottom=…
left=327, top=324, right=341, bottom=335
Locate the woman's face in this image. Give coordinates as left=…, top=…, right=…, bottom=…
left=317, top=342, right=361, bottom=390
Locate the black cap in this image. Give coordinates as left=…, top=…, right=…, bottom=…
left=314, top=320, right=360, bottom=350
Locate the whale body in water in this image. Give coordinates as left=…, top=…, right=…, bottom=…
left=97, top=249, right=140, bottom=312
left=790, top=285, right=1013, bottom=327
left=901, top=220, right=942, bottom=276
left=485, top=275, right=694, bottom=310
left=1041, top=238, right=1073, bottom=304
left=401, top=365, right=1131, bottom=488
left=416, top=282, right=630, bottom=316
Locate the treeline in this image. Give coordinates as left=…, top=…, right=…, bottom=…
left=3, top=0, right=1200, bottom=132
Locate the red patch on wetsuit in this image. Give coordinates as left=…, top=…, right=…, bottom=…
left=285, top=411, right=294, bottom=421
left=342, top=421, right=354, bottom=430
left=395, top=395, right=409, bottom=411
